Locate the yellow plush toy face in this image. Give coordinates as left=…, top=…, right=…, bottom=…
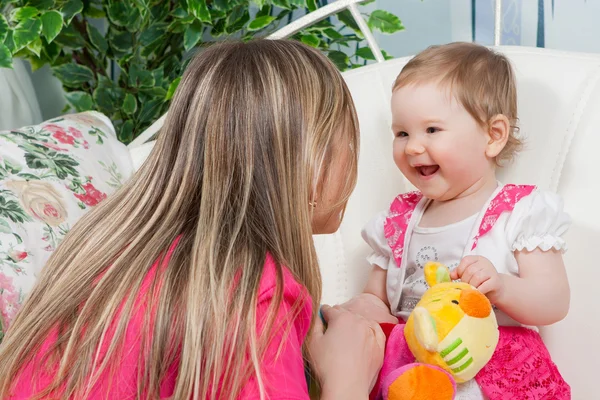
left=404, top=262, right=499, bottom=383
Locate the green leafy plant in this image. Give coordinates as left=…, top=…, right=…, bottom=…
left=0, top=0, right=404, bottom=144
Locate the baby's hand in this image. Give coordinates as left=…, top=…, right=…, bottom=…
left=340, top=293, right=399, bottom=324
left=450, top=256, right=505, bottom=303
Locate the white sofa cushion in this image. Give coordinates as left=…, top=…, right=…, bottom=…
left=0, top=112, right=134, bottom=339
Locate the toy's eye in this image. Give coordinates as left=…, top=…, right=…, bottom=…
left=452, top=300, right=459, bottom=305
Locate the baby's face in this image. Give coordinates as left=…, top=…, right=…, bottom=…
left=390, top=82, right=495, bottom=201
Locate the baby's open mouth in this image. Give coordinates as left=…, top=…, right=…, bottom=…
left=417, top=165, right=439, bottom=177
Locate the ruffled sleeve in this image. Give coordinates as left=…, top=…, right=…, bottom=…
left=505, top=190, right=571, bottom=253
left=361, top=211, right=395, bottom=270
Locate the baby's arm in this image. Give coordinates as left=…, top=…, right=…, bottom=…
left=452, top=250, right=570, bottom=326
left=341, top=266, right=398, bottom=324
left=342, top=210, right=398, bottom=324
left=453, top=189, right=571, bottom=326
left=494, top=249, right=570, bottom=326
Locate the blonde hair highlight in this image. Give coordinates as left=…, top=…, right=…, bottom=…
left=0, top=40, right=359, bottom=400
left=393, top=42, right=522, bottom=164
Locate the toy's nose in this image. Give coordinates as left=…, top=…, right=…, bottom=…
left=459, top=288, right=492, bottom=318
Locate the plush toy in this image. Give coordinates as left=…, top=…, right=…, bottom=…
left=371, top=261, right=500, bottom=400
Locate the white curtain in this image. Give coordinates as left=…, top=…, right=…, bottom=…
left=0, top=59, right=43, bottom=131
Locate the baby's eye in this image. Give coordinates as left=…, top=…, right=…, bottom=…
left=395, top=131, right=408, bottom=138
left=426, top=127, right=439, bottom=134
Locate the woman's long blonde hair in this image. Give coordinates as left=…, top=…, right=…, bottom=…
left=0, top=40, right=359, bottom=399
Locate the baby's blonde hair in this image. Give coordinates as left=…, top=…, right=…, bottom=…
left=393, top=42, right=522, bottom=164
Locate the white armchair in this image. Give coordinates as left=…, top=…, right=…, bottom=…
left=315, top=46, right=600, bottom=399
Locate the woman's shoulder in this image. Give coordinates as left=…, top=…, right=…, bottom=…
left=258, top=254, right=311, bottom=307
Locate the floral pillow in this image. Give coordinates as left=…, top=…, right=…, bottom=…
left=0, top=111, right=134, bottom=341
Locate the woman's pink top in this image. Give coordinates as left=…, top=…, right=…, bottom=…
left=9, top=241, right=313, bottom=399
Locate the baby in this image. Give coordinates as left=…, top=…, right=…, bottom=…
left=347, top=42, right=571, bottom=399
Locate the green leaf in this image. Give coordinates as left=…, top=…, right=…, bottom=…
left=107, top=1, right=129, bottom=27
left=210, top=18, right=226, bottom=37
left=41, top=11, right=62, bottom=43
left=0, top=15, right=9, bottom=44
left=122, top=93, right=137, bottom=115
left=0, top=218, right=12, bottom=235
left=97, top=74, right=115, bottom=90
left=140, top=23, right=167, bottom=46
left=109, top=29, right=133, bottom=52
left=213, top=0, right=234, bottom=11
left=256, top=5, right=272, bottom=18
left=84, top=5, right=105, bottom=19
left=308, top=19, right=335, bottom=30
left=22, top=150, right=79, bottom=180
left=382, top=49, right=394, bottom=60
left=149, top=2, right=168, bottom=21
left=118, top=120, right=134, bottom=143
left=10, top=7, right=39, bottom=23
left=140, top=38, right=163, bottom=57
left=247, top=15, right=275, bottom=31
left=0, top=44, right=12, bottom=69
left=93, top=86, right=123, bottom=114
left=27, top=0, right=54, bottom=9
left=336, top=10, right=360, bottom=32
left=183, top=20, right=202, bottom=51
left=27, top=37, right=42, bottom=57
left=172, top=8, right=188, bottom=18
left=128, top=64, right=154, bottom=88
left=138, top=98, right=163, bottom=124
left=53, top=24, right=85, bottom=49
left=152, top=67, right=164, bottom=87
left=13, top=232, right=23, bottom=244
left=52, top=62, right=94, bottom=87
left=4, top=30, right=15, bottom=53
left=166, top=76, right=181, bottom=100
left=125, top=7, right=142, bottom=33
left=138, top=87, right=166, bottom=101
left=43, top=41, right=60, bottom=62
left=13, top=19, right=43, bottom=52
left=86, top=22, right=107, bottom=53
left=188, top=0, right=211, bottom=24
left=167, top=20, right=186, bottom=34
left=3, top=158, right=22, bottom=174
left=65, top=91, right=93, bottom=112
left=61, top=0, right=83, bottom=25
left=322, top=28, right=343, bottom=40
left=251, top=0, right=266, bottom=8
left=368, top=10, right=404, bottom=34
left=328, top=50, right=349, bottom=71
left=272, top=0, right=291, bottom=9
left=0, top=195, right=32, bottom=224
left=306, top=0, right=317, bottom=12
left=300, top=34, right=320, bottom=48
left=355, top=47, right=375, bottom=61
left=226, top=7, right=249, bottom=34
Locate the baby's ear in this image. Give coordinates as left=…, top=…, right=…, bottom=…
left=424, top=262, right=451, bottom=287
left=485, top=114, right=510, bottom=158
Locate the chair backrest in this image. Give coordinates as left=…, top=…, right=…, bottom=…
left=316, top=45, right=600, bottom=399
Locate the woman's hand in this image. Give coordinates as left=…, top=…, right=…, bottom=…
left=308, top=305, right=385, bottom=400
left=340, top=293, right=399, bottom=324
